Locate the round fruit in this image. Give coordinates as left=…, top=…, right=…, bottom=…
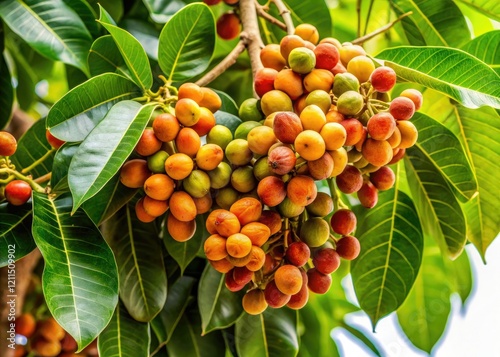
left=5, top=180, right=32, bottom=206
left=164, top=153, right=194, bottom=180
left=335, top=235, right=361, bottom=260
left=390, top=96, right=416, bottom=120
left=288, top=47, right=316, bottom=74
left=225, top=138, right=253, bottom=166
left=336, top=165, right=363, bottom=193
left=314, top=43, right=340, bottom=70
left=294, top=130, right=326, bottom=161
left=0, top=131, right=17, bottom=156
left=370, top=66, right=397, bottom=92
left=167, top=213, right=197, bottom=242
left=264, top=280, right=291, bottom=308
left=313, top=248, right=341, bottom=274
left=273, top=111, right=303, bottom=144
left=204, top=234, right=228, bottom=261
left=330, top=209, right=357, bottom=235
left=46, top=129, right=65, bottom=149
left=400, top=88, right=423, bottom=110
left=217, top=12, right=241, bottom=40
left=274, top=264, right=303, bottom=295
left=367, top=112, right=396, bottom=141
left=307, top=268, right=332, bottom=294
left=358, top=181, right=379, bottom=208
left=260, top=90, right=293, bottom=116
left=336, top=90, right=364, bottom=116
left=207, top=124, right=233, bottom=150
left=120, top=159, right=151, bottom=188
left=254, top=67, right=278, bottom=97
left=195, top=143, right=224, bottom=171
left=300, top=217, right=330, bottom=247
left=268, top=146, right=297, bottom=175
left=183, top=170, right=211, bottom=198
left=144, top=174, right=175, bottom=201
left=226, top=233, right=252, bottom=258
left=147, top=150, right=168, bottom=173
left=257, top=175, right=286, bottom=207
left=153, top=113, right=180, bottom=142
left=135, top=128, right=162, bottom=156
left=370, top=166, right=396, bottom=191
left=347, top=55, right=375, bottom=83
left=242, top=289, right=268, bottom=315
left=239, top=98, right=264, bottom=122
left=294, top=23, right=319, bottom=44
left=286, top=241, right=310, bottom=267
left=260, top=43, right=286, bottom=71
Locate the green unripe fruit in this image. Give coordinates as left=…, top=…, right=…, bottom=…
left=306, top=90, right=332, bottom=114
left=216, top=186, right=239, bottom=210
left=332, top=72, right=360, bottom=97
left=306, top=192, right=334, bottom=217
left=183, top=170, right=211, bottom=198
left=261, top=90, right=293, bottom=117
left=147, top=150, right=169, bottom=173
left=208, top=161, right=232, bottom=189
left=337, top=90, right=364, bottom=116
left=231, top=166, right=257, bottom=193
left=239, top=98, right=264, bottom=122
left=234, top=121, right=261, bottom=140
left=225, top=139, right=253, bottom=166
left=278, top=197, right=305, bottom=218
left=288, top=47, right=316, bottom=74
left=300, top=217, right=330, bottom=247
left=207, top=125, right=233, bottom=150
left=253, top=156, right=275, bottom=181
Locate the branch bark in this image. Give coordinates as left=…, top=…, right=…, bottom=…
left=271, top=0, right=294, bottom=35
left=239, top=0, right=264, bottom=87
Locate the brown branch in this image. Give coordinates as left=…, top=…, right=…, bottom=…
left=352, top=11, right=413, bottom=45
left=255, top=1, right=287, bottom=31
left=195, top=40, right=247, bottom=87
left=239, top=0, right=264, bottom=86
left=271, top=0, right=294, bottom=35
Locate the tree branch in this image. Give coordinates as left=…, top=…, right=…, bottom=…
left=271, top=0, right=294, bottom=35
left=239, top=0, right=264, bottom=84
left=255, top=1, right=287, bottom=31
left=352, top=11, right=413, bottom=45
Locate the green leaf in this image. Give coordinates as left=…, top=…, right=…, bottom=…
left=51, top=143, right=79, bottom=192
left=6, top=40, right=37, bottom=112
left=121, top=19, right=160, bottom=61
left=390, top=1, right=426, bottom=46
left=32, top=192, right=118, bottom=351
left=0, top=53, right=13, bottom=128
left=106, top=205, right=167, bottom=322
left=98, top=300, right=150, bottom=357
left=0, top=0, right=92, bottom=75
left=98, top=6, right=153, bottom=90
left=198, top=264, right=245, bottom=334
left=88, top=0, right=123, bottom=23
left=0, top=203, right=34, bottom=267
left=341, top=323, right=384, bottom=357
left=377, top=46, right=500, bottom=109
left=214, top=90, right=239, bottom=116
left=151, top=275, right=197, bottom=345
left=82, top=173, right=137, bottom=226
left=63, top=0, right=100, bottom=38
left=10, top=119, right=54, bottom=180
left=164, top=215, right=206, bottom=274
left=412, top=113, right=477, bottom=201
left=88, top=35, right=132, bottom=79
left=214, top=111, right=242, bottom=134
left=351, top=178, right=424, bottom=328
left=390, top=0, right=471, bottom=47
left=446, top=248, right=473, bottom=305
left=141, top=0, right=186, bottom=24
left=455, top=0, right=500, bottom=22
left=68, top=101, right=157, bottom=213
left=158, top=3, right=215, bottom=81
left=166, top=312, right=226, bottom=357
left=455, top=107, right=500, bottom=258
left=397, top=238, right=452, bottom=354
left=461, top=30, right=500, bottom=75
left=47, top=73, right=141, bottom=142
left=405, top=142, right=467, bottom=258
left=235, top=308, right=299, bottom=357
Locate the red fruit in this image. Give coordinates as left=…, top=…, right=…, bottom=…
left=225, top=270, right=246, bottom=292
left=285, top=241, right=311, bottom=267
left=367, top=112, right=396, bottom=141
left=217, top=12, right=241, bottom=40
left=313, top=248, right=341, bottom=274
left=5, top=180, right=32, bottom=206
left=45, top=129, right=65, bottom=149
left=336, top=235, right=361, bottom=260
left=307, top=268, right=332, bottom=294
left=400, top=88, right=423, bottom=111
left=357, top=181, right=378, bottom=208
left=204, top=0, right=222, bottom=4
left=268, top=146, right=297, bottom=175
left=330, top=209, right=357, bottom=235
left=336, top=165, right=363, bottom=194
left=233, top=266, right=254, bottom=286
left=390, top=96, right=416, bottom=120
left=370, top=166, right=395, bottom=191
left=0, top=131, right=17, bottom=156
left=340, top=118, right=364, bottom=146
left=314, top=43, right=340, bottom=70
left=264, top=280, right=291, bottom=308
left=370, top=66, right=397, bottom=92
left=254, top=68, right=278, bottom=98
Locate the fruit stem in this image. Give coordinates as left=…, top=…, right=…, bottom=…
left=20, top=148, right=56, bottom=175
left=254, top=1, right=287, bottom=31
left=271, top=0, right=295, bottom=35
left=0, top=167, right=46, bottom=193
left=351, top=11, right=413, bottom=45
left=327, top=177, right=349, bottom=212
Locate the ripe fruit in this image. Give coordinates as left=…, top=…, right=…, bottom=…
left=274, top=69, right=304, bottom=100
left=294, top=23, right=319, bottom=45
left=247, top=125, right=277, bottom=155
left=169, top=191, right=197, bottom=222
left=196, top=143, right=224, bottom=171
left=336, top=165, right=363, bottom=193
left=268, top=146, right=297, bottom=175
left=264, top=280, right=291, bottom=308
left=144, top=174, right=175, bottom=201
left=178, top=82, right=204, bottom=102
left=274, top=264, right=303, bottom=295
left=286, top=241, right=310, bottom=267
left=370, top=166, right=396, bottom=191
left=390, top=96, right=416, bottom=120
left=167, top=213, right=196, bottom=242
left=135, top=128, right=162, bottom=156
left=314, top=43, right=340, bottom=70
left=15, top=313, right=36, bottom=337
left=0, top=131, right=17, bottom=156
left=260, top=44, right=286, bottom=71
left=175, top=127, right=201, bottom=157
left=164, top=153, right=194, bottom=180
left=254, top=67, right=278, bottom=97
left=153, top=113, right=180, bottom=142
left=273, top=111, right=303, bottom=144
left=362, top=138, right=393, bottom=166
left=294, top=130, right=326, bottom=161
left=367, top=112, right=396, bottom=141
left=313, top=248, right=341, bottom=274
left=336, top=235, right=361, bottom=260
left=280, top=34, right=306, bottom=62
left=230, top=197, right=262, bottom=225
left=204, top=234, right=228, bottom=261
left=370, top=66, right=397, bottom=92
left=135, top=198, right=156, bottom=223
left=307, top=268, right=332, bottom=294
left=257, top=176, right=286, bottom=207
left=198, top=87, right=222, bottom=113
left=217, top=12, right=241, bottom=40
left=191, top=107, right=216, bottom=136
left=400, top=88, right=423, bottom=110
left=142, top=196, right=169, bottom=217
left=120, top=159, right=151, bottom=188
left=46, top=129, right=65, bottom=149
left=243, top=289, right=268, bottom=315
left=346, top=55, right=375, bottom=83
left=5, top=180, right=32, bottom=206
left=286, top=175, right=317, bottom=206
left=260, top=89, right=293, bottom=116
left=358, top=181, right=379, bottom=208
left=330, top=209, right=357, bottom=235
left=39, top=317, right=65, bottom=341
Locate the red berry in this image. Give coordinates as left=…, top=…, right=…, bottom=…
left=0, top=131, right=17, bottom=156
left=5, top=180, right=32, bottom=206
left=46, top=129, right=65, bottom=149
left=217, top=12, right=241, bottom=40
left=336, top=235, right=360, bottom=260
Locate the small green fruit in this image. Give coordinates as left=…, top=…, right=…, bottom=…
left=239, top=98, right=264, bottom=122
left=337, top=90, right=364, bottom=116
left=332, top=72, right=360, bottom=97
left=288, top=47, right=316, bottom=74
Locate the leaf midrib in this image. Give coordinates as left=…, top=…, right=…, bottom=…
left=0, top=210, right=32, bottom=238
left=408, top=0, right=448, bottom=46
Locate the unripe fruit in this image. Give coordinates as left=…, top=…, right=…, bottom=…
left=390, top=96, right=416, bottom=120
left=300, top=217, right=330, bottom=247
left=5, top=180, right=32, bottom=206
left=332, top=72, right=360, bottom=97
left=153, top=113, right=180, bottom=142
left=273, top=111, right=303, bottom=144
left=306, top=90, right=332, bottom=114
left=335, top=235, right=361, bottom=260
left=217, top=12, right=241, bottom=40
left=331, top=209, right=357, bottom=235
left=254, top=67, right=278, bottom=97
left=215, top=187, right=239, bottom=210
left=306, top=192, right=334, bottom=217
left=147, top=150, right=168, bottom=173
left=268, top=146, right=296, bottom=175
left=169, top=191, right=197, bottom=222
left=235, top=121, right=261, bottom=140
left=400, top=88, right=423, bottom=110
left=242, top=289, right=268, bottom=315
left=225, top=138, right=253, bottom=166
left=264, top=280, right=291, bottom=308
left=183, top=170, right=211, bottom=198
left=370, top=66, right=397, bottom=93
left=46, top=129, right=65, bottom=149
left=288, top=47, right=316, bottom=74
left=135, top=128, right=162, bottom=156
left=274, top=264, right=303, bottom=295
left=286, top=241, right=310, bottom=267
left=313, top=248, right=341, bottom=274
left=314, top=43, right=340, bottom=70
left=294, top=23, right=319, bottom=44
left=336, top=165, right=363, bottom=193
left=231, top=165, right=257, bottom=193
left=0, top=131, right=17, bottom=156
left=208, top=161, right=232, bottom=189
left=260, top=90, right=293, bottom=116
left=307, top=268, right=332, bottom=294
left=144, top=174, right=175, bottom=201
left=120, top=159, right=151, bottom=188
left=336, top=90, right=364, bottom=116
left=207, top=125, right=233, bottom=150
left=239, top=98, right=264, bottom=122
left=278, top=197, right=305, bottom=218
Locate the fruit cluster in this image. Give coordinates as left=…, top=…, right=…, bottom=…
left=13, top=313, right=97, bottom=357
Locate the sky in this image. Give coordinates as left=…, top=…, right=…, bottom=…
left=331, top=237, right=500, bottom=357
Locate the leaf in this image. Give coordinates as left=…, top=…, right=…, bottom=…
left=63, top=0, right=100, bottom=38
left=98, top=300, right=150, bottom=357
left=107, top=205, right=167, bottom=322
left=51, top=143, right=79, bottom=192
left=235, top=308, right=299, bottom=357
left=68, top=101, right=157, bottom=213
left=47, top=73, right=141, bottom=142
left=390, top=0, right=471, bottom=48
left=10, top=119, right=54, bottom=180
left=6, top=40, right=37, bottom=111
left=214, top=111, right=242, bottom=134
left=32, top=192, right=118, bottom=351
left=82, top=173, right=137, bottom=226
left=405, top=146, right=467, bottom=258
left=98, top=7, right=153, bottom=90
left=121, top=19, right=160, bottom=61
left=158, top=3, right=216, bottom=81
left=446, top=248, right=473, bottom=306
left=141, top=0, right=186, bottom=23
left=461, top=30, right=500, bottom=75
left=88, top=35, right=132, bottom=79
left=341, top=323, right=384, bottom=357
left=0, top=203, right=34, bottom=267
left=397, top=238, right=452, bottom=354
left=351, top=179, right=424, bottom=328
left=151, top=275, right=197, bottom=345
left=0, top=0, right=92, bottom=75
left=455, top=0, right=500, bottom=22
left=0, top=53, right=13, bottom=128
left=198, top=264, right=245, bottom=334
left=390, top=1, right=426, bottom=46
left=164, top=215, right=206, bottom=274
left=377, top=46, right=500, bottom=109
left=214, top=90, right=239, bottom=116
left=412, top=112, right=477, bottom=201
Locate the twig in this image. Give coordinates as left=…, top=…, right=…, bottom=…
left=356, top=0, right=362, bottom=38
left=239, top=0, right=264, bottom=83
left=195, top=40, right=247, bottom=87
left=363, top=0, right=375, bottom=36
left=255, top=1, right=287, bottom=31
left=352, top=11, right=413, bottom=45
left=271, top=0, right=294, bottom=35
